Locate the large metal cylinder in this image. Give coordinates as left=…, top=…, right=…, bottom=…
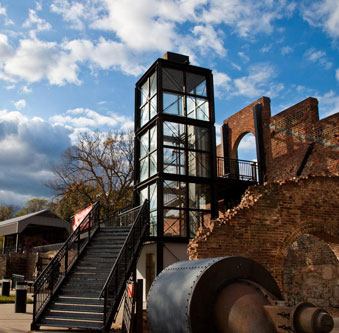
left=147, top=256, right=334, bottom=333
left=147, top=256, right=282, bottom=333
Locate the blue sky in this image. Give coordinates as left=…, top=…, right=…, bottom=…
left=0, top=0, right=338, bottom=207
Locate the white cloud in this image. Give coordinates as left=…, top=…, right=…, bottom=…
left=233, top=64, right=277, bottom=98
left=301, top=0, right=339, bottom=40
left=213, top=71, right=232, bottom=98
left=200, top=0, right=296, bottom=37
left=317, top=90, right=339, bottom=117
left=0, top=35, right=146, bottom=85
left=50, top=0, right=90, bottom=30
left=238, top=51, right=250, bottom=63
left=0, top=4, right=14, bottom=25
left=281, top=46, right=293, bottom=55
left=14, top=99, right=26, bottom=110
left=304, top=48, right=333, bottom=69
left=336, top=68, right=339, bottom=81
left=261, top=44, right=273, bottom=53
left=192, top=25, right=226, bottom=56
left=50, top=107, right=134, bottom=132
left=23, top=9, right=52, bottom=38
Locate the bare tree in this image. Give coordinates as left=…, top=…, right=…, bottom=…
left=48, top=131, right=134, bottom=218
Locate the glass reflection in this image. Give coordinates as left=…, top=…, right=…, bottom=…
left=163, top=180, right=186, bottom=208
left=188, top=151, right=210, bottom=177
left=163, top=148, right=185, bottom=175
left=164, top=209, right=186, bottom=237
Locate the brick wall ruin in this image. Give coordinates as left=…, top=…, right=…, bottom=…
left=188, top=176, right=339, bottom=307
left=221, top=96, right=339, bottom=181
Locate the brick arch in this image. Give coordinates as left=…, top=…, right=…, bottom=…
left=188, top=176, right=339, bottom=299
left=232, top=131, right=255, bottom=159
left=223, top=96, right=271, bottom=160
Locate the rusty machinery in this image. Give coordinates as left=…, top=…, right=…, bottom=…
left=147, top=257, right=334, bottom=333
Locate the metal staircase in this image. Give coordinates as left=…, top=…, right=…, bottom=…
left=31, top=201, right=149, bottom=332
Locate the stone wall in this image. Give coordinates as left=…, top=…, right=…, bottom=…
left=188, top=176, right=339, bottom=307
left=283, top=234, right=339, bottom=307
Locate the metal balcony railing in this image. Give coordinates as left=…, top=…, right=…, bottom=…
left=216, top=157, right=258, bottom=182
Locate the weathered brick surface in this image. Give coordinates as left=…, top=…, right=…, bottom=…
left=283, top=234, right=339, bottom=307
left=188, top=176, right=339, bottom=306
left=220, top=97, right=339, bottom=180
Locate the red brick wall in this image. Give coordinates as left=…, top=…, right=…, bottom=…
left=219, top=96, right=339, bottom=181
left=222, top=96, right=271, bottom=160
left=188, top=176, right=339, bottom=305
left=268, top=97, right=339, bottom=180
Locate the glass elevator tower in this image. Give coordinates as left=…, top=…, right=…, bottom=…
left=134, top=52, right=217, bottom=274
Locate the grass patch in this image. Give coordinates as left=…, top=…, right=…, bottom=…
left=0, top=295, right=33, bottom=304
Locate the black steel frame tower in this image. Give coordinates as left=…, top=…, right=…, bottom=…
left=134, top=52, right=217, bottom=273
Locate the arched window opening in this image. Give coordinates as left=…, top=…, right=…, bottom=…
left=234, top=133, right=258, bottom=181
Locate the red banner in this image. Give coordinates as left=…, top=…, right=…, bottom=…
left=73, top=205, right=93, bottom=231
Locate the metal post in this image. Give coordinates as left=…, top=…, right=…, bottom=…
left=135, top=279, right=144, bottom=333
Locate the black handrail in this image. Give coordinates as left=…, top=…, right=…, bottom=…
left=100, top=200, right=149, bottom=331
left=216, top=156, right=258, bottom=182
left=31, top=202, right=100, bottom=328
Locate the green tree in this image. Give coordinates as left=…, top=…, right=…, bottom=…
left=16, top=198, right=49, bottom=216
left=0, top=205, right=16, bottom=221
left=48, top=131, right=134, bottom=218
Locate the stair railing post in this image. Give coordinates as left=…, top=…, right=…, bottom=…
left=77, top=232, right=80, bottom=258
left=64, top=245, right=68, bottom=275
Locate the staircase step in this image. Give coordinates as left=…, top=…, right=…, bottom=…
left=44, top=310, right=103, bottom=321
left=58, top=290, right=102, bottom=297
left=71, top=268, right=110, bottom=274
left=37, top=318, right=103, bottom=330
left=64, top=282, right=104, bottom=289
left=49, top=303, right=104, bottom=313
left=54, top=296, right=104, bottom=306
left=84, top=248, right=121, bottom=254
left=75, top=260, right=115, bottom=267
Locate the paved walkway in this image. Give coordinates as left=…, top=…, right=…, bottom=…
left=0, top=302, right=338, bottom=332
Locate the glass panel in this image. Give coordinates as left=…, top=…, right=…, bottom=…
left=188, top=151, right=210, bottom=177
left=163, top=68, right=184, bottom=92
left=163, top=93, right=183, bottom=116
left=187, top=73, right=207, bottom=96
left=164, top=209, right=186, bottom=237
left=149, top=126, right=157, bottom=152
left=150, top=96, right=157, bottom=119
left=189, top=211, right=211, bottom=237
left=196, top=98, right=209, bottom=121
left=189, top=183, right=211, bottom=209
left=149, top=183, right=157, bottom=211
left=150, top=211, right=157, bottom=236
left=187, top=125, right=210, bottom=151
left=140, top=80, right=149, bottom=106
left=186, top=96, right=195, bottom=119
left=164, top=180, right=186, bottom=208
left=140, top=187, right=148, bottom=204
left=150, top=72, right=157, bottom=97
left=140, top=104, right=149, bottom=127
left=149, top=152, right=157, bottom=176
left=163, top=121, right=185, bottom=148
left=186, top=97, right=209, bottom=121
left=140, top=131, right=149, bottom=158
left=140, top=157, right=148, bottom=182
left=163, top=148, right=185, bottom=175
